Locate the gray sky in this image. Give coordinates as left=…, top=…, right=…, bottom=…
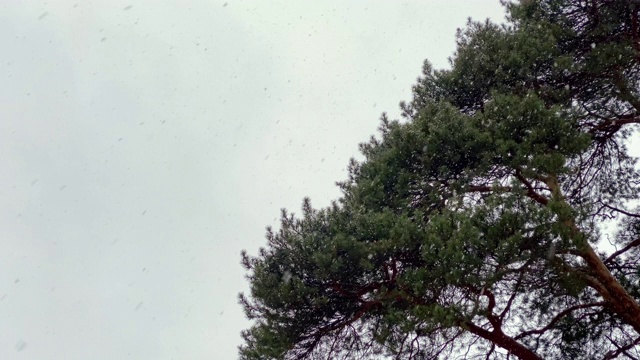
left=0, top=1, right=507, bottom=358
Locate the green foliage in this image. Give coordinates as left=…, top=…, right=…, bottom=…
left=240, top=1, right=640, bottom=359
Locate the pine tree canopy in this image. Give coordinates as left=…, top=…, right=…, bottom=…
left=239, top=1, right=640, bottom=359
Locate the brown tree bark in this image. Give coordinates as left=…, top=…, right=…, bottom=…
left=461, top=320, right=543, bottom=360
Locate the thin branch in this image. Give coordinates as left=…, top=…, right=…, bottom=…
left=467, top=185, right=514, bottom=193
left=604, top=204, right=640, bottom=219
left=603, top=335, right=640, bottom=360
left=605, top=238, right=640, bottom=264
left=500, top=269, right=527, bottom=321
left=480, top=288, right=502, bottom=330
left=514, top=169, right=549, bottom=206
left=514, top=302, right=607, bottom=340
left=589, top=113, right=640, bottom=134
left=485, top=342, right=496, bottom=360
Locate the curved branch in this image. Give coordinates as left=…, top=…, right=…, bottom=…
left=467, top=185, right=513, bottom=193
left=514, top=302, right=607, bottom=340
left=605, top=237, right=640, bottom=264
left=603, top=335, right=640, bottom=360
left=514, top=169, right=549, bottom=206
left=604, top=204, right=640, bottom=219
left=589, top=113, right=640, bottom=134
left=460, top=320, right=543, bottom=360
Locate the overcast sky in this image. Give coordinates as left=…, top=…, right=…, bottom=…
left=0, top=1, right=508, bottom=358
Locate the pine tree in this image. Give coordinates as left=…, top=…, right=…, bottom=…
left=239, top=1, right=640, bottom=358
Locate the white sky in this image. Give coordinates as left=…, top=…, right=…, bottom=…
left=0, top=1, right=507, bottom=358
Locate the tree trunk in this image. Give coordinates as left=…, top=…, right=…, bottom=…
left=580, top=244, right=640, bottom=334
